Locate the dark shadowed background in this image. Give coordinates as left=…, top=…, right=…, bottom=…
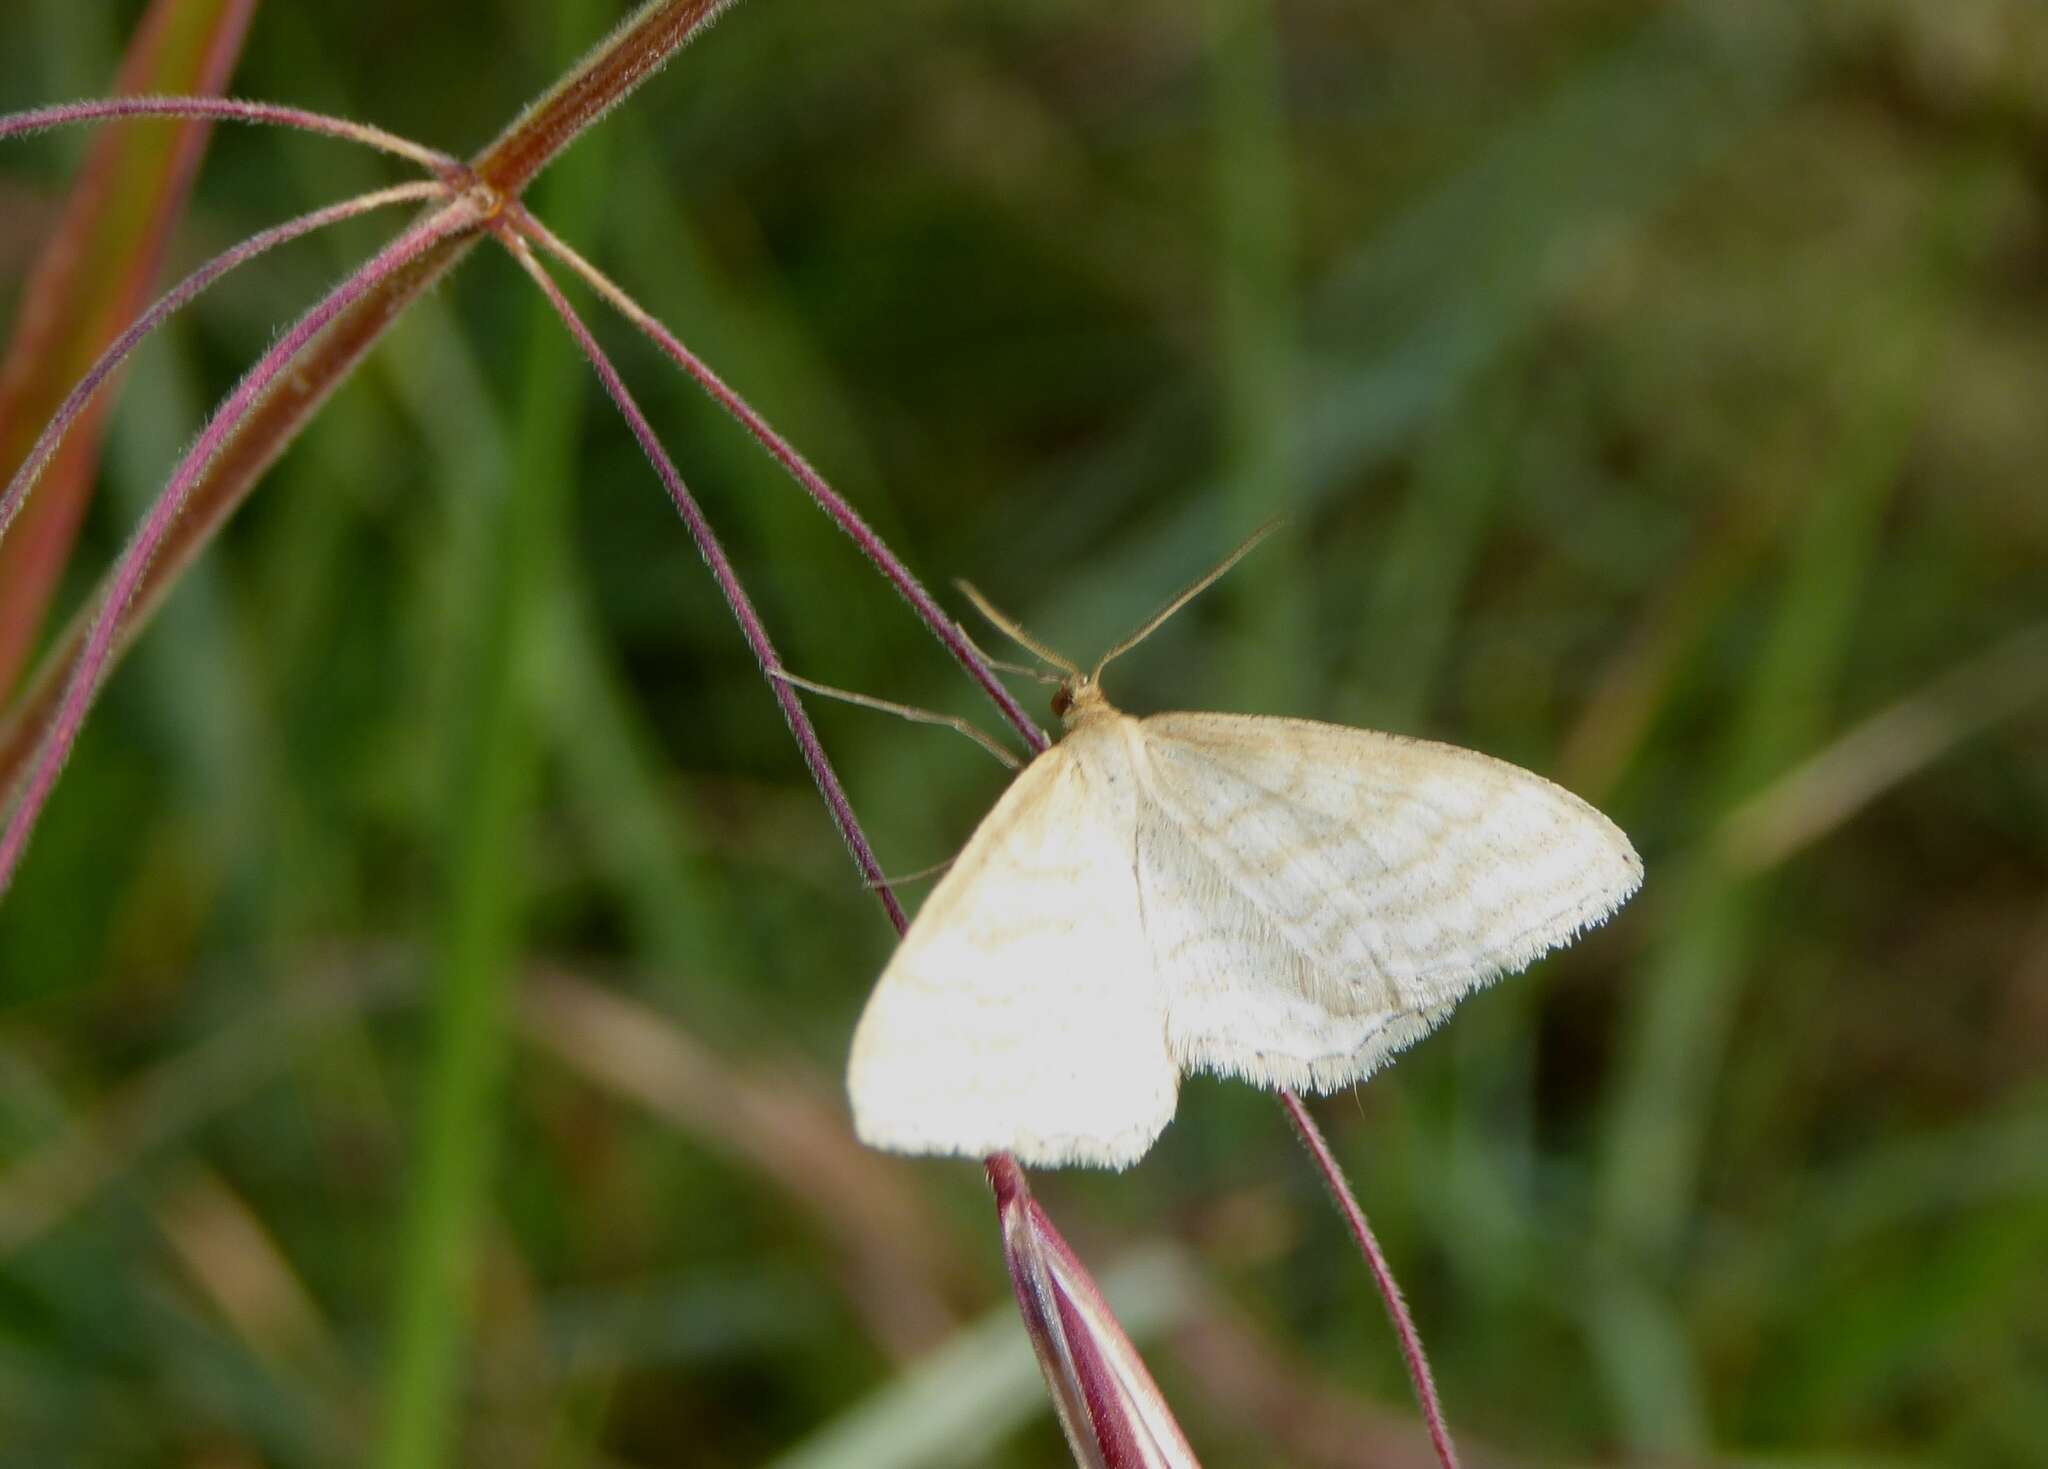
left=3, top=1, right=2045, bottom=1465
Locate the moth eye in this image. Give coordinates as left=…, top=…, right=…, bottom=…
left=1051, top=685, right=1073, bottom=718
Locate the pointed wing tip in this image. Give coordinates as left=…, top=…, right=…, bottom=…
left=1543, top=839, right=1644, bottom=950
left=1598, top=831, right=1647, bottom=918
left=1555, top=812, right=1644, bottom=933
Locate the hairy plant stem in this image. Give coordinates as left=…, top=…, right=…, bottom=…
left=0, top=96, right=459, bottom=174
left=0, top=0, right=258, bottom=690
left=503, top=234, right=908, bottom=933
left=0, top=225, right=478, bottom=798
left=510, top=205, right=1049, bottom=754
left=475, top=0, right=738, bottom=197
left=0, top=200, right=486, bottom=894
left=1282, top=1093, right=1461, bottom=1469
left=1, top=0, right=739, bottom=808
left=0, top=181, right=449, bottom=549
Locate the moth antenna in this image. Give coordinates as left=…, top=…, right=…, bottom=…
left=1092, top=516, right=1286, bottom=681
left=955, top=620, right=1064, bottom=685
left=863, top=854, right=956, bottom=891
left=955, top=581, right=1082, bottom=679
left=772, top=670, right=1022, bottom=769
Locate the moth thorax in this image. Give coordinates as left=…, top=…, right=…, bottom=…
left=1053, top=676, right=1108, bottom=727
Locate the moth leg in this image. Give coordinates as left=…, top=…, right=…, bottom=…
left=771, top=669, right=1021, bottom=769
left=862, top=854, right=957, bottom=891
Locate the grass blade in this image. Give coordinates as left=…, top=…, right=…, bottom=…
left=0, top=0, right=258, bottom=691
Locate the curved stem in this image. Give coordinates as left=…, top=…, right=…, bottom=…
left=0, top=181, right=450, bottom=551
left=0, top=226, right=481, bottom=805
left=0, top=96, right=458, bottom=175
left=0, top=199, right=484, bottom=896
left=501, top=230, right=909, bottom=933
left=1281, top=1092, right=1461, bottom=1469
left=2, top=0, right=746, bottom=833
left=508, top=206, right=1050, bottom=756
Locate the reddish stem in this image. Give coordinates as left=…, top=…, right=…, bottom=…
left=0, top=181, right=449, bottom=548
left=4, top=2, right=746, bottom=804
left=508, top=206, right=1049, bottom=756
left=0, top=199, right=485, bottom=895
left=501, top=232, right=909, bottom=934
left=1281, top=1092, right=1461, bottom=1469
left=0, top=96, right=458, bottom=175
left=475, top=0, right=740, bottom=198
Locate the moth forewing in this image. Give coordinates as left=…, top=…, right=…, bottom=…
left=846, top=718, right=1179, bottom=1169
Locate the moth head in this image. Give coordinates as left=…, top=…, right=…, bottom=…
left=959, top=519, right=1279, bottom=736
left=1051, top=673, right=1105, bottom=726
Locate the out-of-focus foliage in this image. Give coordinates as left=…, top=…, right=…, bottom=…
left=3, top=0, right=2045, bottom=1465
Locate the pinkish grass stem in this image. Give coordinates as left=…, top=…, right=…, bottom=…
left=0, top=2, right=738, bottom=833
left=0, top=180, right=450, bottom=551
left=1281, top=1092, right=1461, bottom=1469
left=473, top=0, right=740, bottom=198
left=0, top=197, right=484, bottom=897
left=0, top=96, right=458, bottom=176
left=507, top=206, right=1049, bottom=757
left=500, top=232, right=909, bottom=933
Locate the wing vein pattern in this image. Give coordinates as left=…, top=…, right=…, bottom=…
left=848, top=703, right=1641, bottom=1169
left=1131, top=712, right=1641, bottom=1094
left=848, top=722, right=1179, bottom=1169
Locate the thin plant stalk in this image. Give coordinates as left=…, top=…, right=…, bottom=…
left=508, top=206, right=1048, bottom=754
left=0, top=0, right=257, bottom=690
left=1282, top=1092, right=1461, bottom=1469
left=501, top=233, right=908, bottom=933
left=0, top=96, right=458, bottom=174
left=0, top=226, right=482, bottom=801
left=0, top=180, right=450, bottom=548
left=0, top=2, right=736, bottom=800
left=474, top=0, right=739, bottom=197
left=0, top=197, right=486, bottom=897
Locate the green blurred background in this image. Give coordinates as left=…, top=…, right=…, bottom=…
left=3, top=0, right=2046, bottom=1464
